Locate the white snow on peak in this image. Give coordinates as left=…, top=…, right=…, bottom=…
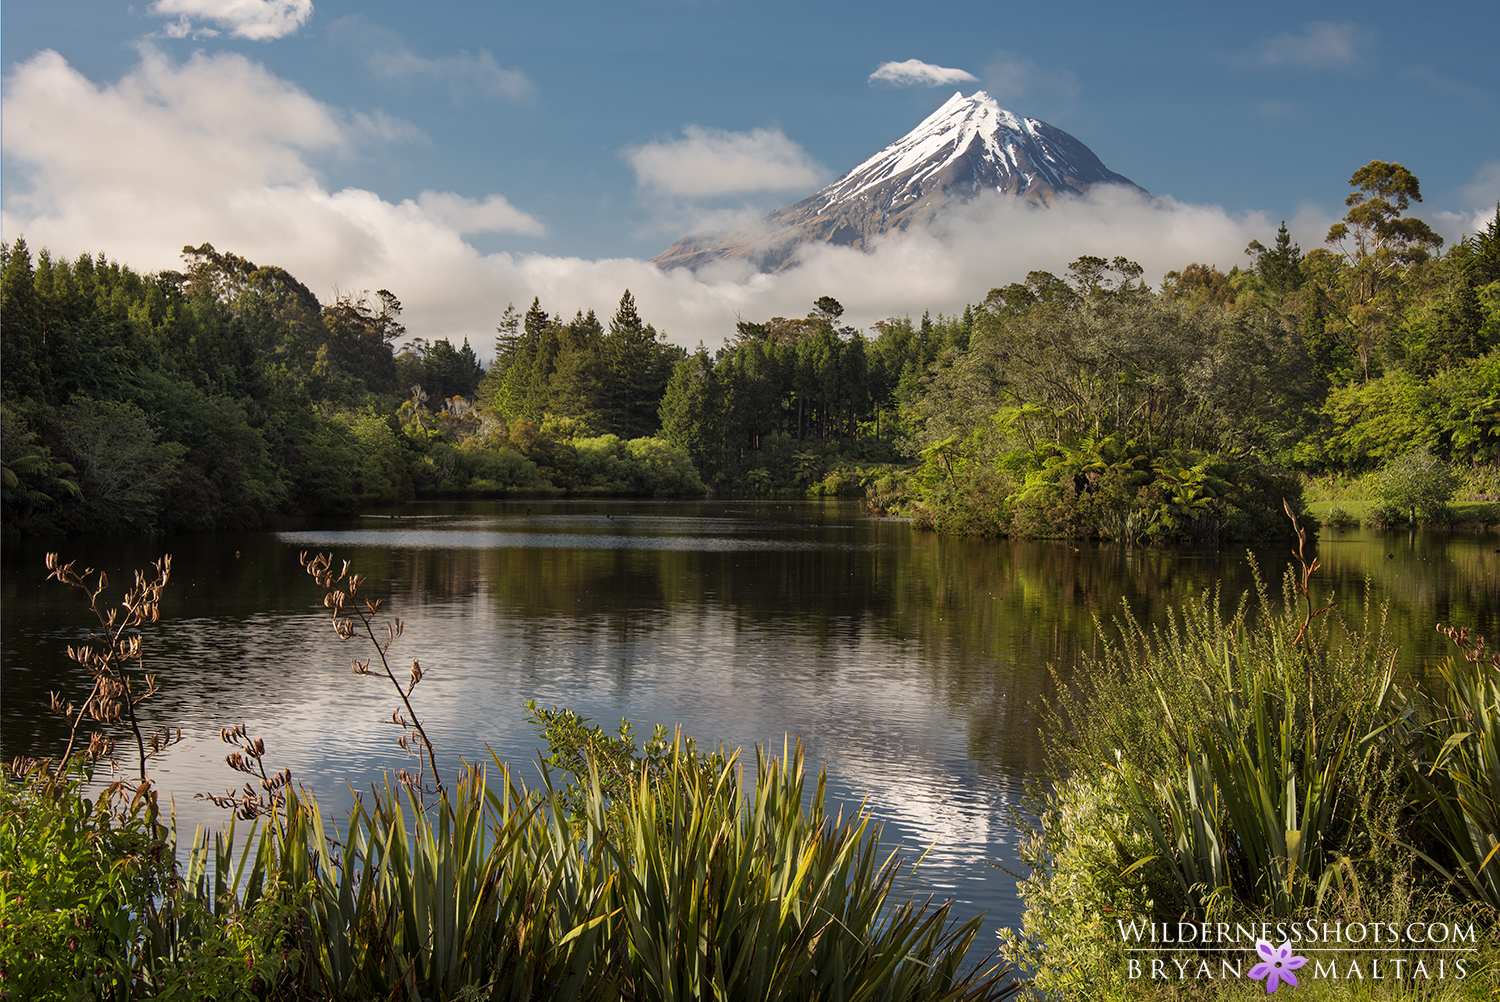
left=817, top=90, right=1048, bottom=207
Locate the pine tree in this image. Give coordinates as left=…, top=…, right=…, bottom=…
left=1429, top=274, right=1486, bottom=368
left=1257, top=221, right=1304, bottom=296
left=549, top=310, right=605, bottom=425
left=603, top=290, right=674, bottom=439
left=488, top=304, right=522, bottom=378
left=1, top=238, right=44, bottom=402
left=495, top=298, right=550, bottom=422
left=525, top=314, right=562, bottom=423
left=659, top=350, right=720, bottom=478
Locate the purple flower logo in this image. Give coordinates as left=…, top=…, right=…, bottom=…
left=1248, top=939, right=1308, bottom=993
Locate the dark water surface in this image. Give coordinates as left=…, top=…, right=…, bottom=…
left=4, top=500, right=1498, bottom=941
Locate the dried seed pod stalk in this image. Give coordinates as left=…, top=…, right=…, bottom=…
left=1284, top=500, right=1333, bottom=645
left=198, top=722, right=294, bottom=826
left=301, top=551, right=442, bottom=796
left=37, top=553, right=182, bottom=804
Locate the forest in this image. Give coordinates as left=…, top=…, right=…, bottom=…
left=3, top=161, right=1497, bottom=542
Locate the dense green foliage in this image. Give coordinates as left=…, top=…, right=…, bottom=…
left=4, top=161, right=1497, bottom=539
left=1000, top=560, right=1500, bottom=998
left=0, top=243, right=703, bottom=535
left=892, top=266, right=1314, bottom=542
left=884, top=174, right=1500, bottom=540
left=0, top=768, right=301, bottom=1002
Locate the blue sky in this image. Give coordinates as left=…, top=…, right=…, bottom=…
left=3, top=0, right=1497, bottom=351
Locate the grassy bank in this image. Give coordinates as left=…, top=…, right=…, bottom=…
left=999, top=517, right=1500, bottom=998
left=1303, top=464, right=1500, bottom=530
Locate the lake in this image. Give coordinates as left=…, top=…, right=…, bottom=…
left=3, top=499, right=1497, bottom=941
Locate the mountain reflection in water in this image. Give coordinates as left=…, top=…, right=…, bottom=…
left=3, top=500, right=1496, bottom=938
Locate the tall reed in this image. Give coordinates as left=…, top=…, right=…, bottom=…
left=1004, top=527, right=1500, bottom=997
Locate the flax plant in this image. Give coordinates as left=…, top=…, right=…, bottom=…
left=599, top=735, right=1015, bottom=1002
left=1399, top=626, right=1500, bottom=911
left=254, top=739, right=1015, bottom=1002
left=1098, top=568, right=1399, bottom=918
left=273, top=767, right=612, bottom=1001
left=13, top=550, right=1020, bottom=1000
left=1003, top=555, right=1422, bottom=997
left=198, top=722, right=295, bottom=827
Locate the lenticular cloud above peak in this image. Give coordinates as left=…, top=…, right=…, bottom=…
left=869, top=60, right=979, bottom=88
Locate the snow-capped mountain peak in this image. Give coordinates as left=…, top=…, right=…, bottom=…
left=816, top=89, right=1139, bottom=214
left=652, top=91, right=1144, bottom=273
left=822, top=91, right=1026, bottom=204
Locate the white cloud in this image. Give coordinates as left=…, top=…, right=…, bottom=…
left=4, top=47, right=347, bottom=198
left=1430, top=209, right=1493, bottom=245
left=151, top=0, right=313, bottom=41
left=1422, top=163, right=1500, bottom=245
left=1246, top=22, right=1371, bottom=70
left=869, top=59, right=978, bottom=89
left=630, top=202, right=773, bottom=243
left=624, top=126, right=826, bottom=198
left=415, top=191, right=544, bottom=236
left=723, top=187, right=1284, bottom=325
left=160, top=14, right=219, bottom=39
left=2, top=47, right=540, bottom=344
left=370, top=46, right=532, bottom=101
left=2, top=47, right=1321, bottom=360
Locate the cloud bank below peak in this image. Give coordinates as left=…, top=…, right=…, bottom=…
left=6, top=45, right=1492, bottom=362
left=624, top=126, right=827, bottom=198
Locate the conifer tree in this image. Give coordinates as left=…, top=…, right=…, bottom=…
left=660, top=350, right=720, bottom=478
left=495, top=298, right=550, bottom=421
left=549, top=309, right=606, bottom=425
left=0, top=238, right=44, bottom=401
left=1255, top=221, right=1305, bottom=296
left=603, top=290, right=674, bottom=439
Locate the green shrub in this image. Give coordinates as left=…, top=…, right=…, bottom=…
left=421, top=442, right=549, bottom=494
left=998, top=770, right=1168, bottom=998
left=1325, top=504, right=1359, bottom=529
left=1004, top=527, right=1500, bottom=999
left=0, top=770, right=293, bottom=1002
left=561, top=435, right=704, bottom=496
left=0, top=773, right=167, bottom=1001
left=1003, top=566, right=1421, bottom=995
left=623, top=436, right=705, bottom=496
left=1373, top=447, right=1461, bottom=525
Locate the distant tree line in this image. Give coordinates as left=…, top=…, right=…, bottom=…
left=878, top=163, right=1499, bottom=540
left=0, top=242, right=700, bottom=535
left=4, top=160, right=1496, bottom=540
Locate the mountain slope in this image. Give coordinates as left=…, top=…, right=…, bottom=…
left=653, top=91, right=1145, bottom=273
